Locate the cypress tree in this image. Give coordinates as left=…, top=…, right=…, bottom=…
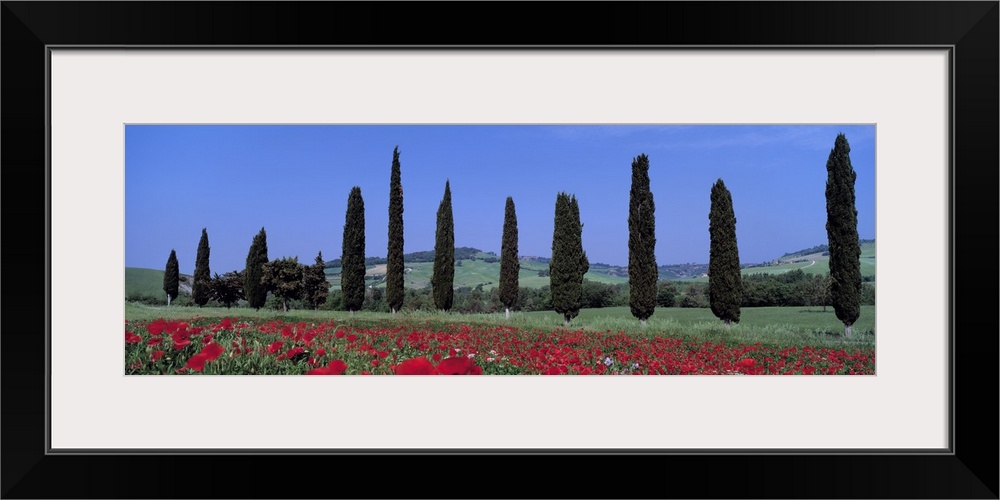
left=825, top=133, right=862, bottom=337
left=550, top=193, right=589, bottom=327
left=193, top=228, right=211, bottom=307
left=303, top=251, right=329, bottom=310
left=432, top=180, right=455, bottom=311
left=628, top=153, right=658, bottom=325
left=341, top=186, right=366, bottom=314
left=708, top=179, right=743, bottom=326
left=499, top=196, right=520, bottom=319
left=386, top=146, right=405, bottom=314
left=244, top=227, right=269, bottom=310
left=163, top=249, right=179, bottom=306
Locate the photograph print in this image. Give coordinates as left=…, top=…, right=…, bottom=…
left=125, top=124, right=875, bottom=376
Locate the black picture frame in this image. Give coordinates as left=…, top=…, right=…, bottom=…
left=3, top=2, right=996, bottom=498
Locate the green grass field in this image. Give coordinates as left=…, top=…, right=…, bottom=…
left=125, top=268, right=166, bottom=297
left=125, top=302, right=875, bottom=349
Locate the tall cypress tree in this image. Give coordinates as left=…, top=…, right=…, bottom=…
left=550, top=193, right=589, bottom=327
left=628, top=153, right=658, bottom=325
left=825, top=133, right=862, bottom=337
left=432, top=180, right=455, bottom=311
left=244, top=227, right=269, bottom=310
left=386, top=146, right=405, bottom=314
left=499, top=196, right=520, bottom=319
left=163, top=249, right=179, bottom=306
left=192, top=228, right=211, bottom=307
left=341, top=186, right=366, bottom=314
left=708, top=179, right=743, bottom=326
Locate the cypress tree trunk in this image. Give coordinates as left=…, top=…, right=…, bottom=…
left=505, top=307, right=510, bottom=320
left=166, top=295, right=171, bottom=307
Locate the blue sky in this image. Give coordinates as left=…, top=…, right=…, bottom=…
left=125, top=125, right=875, bottom=275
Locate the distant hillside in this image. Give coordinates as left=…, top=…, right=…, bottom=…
left=739, top=239, right=875, bottom=280
left=125, top=267, right=193, bottom=299
left=324, top=246, right=489, bottom=268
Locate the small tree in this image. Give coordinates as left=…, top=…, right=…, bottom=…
left=549, top=193, right=589, bottom=327
left=432, top=180, right=455, bottom=311
left=656, top=280, right=678, bottom=308
left=386, top=146, right=405, bottom=314
left=341, top=186, right=366, bottom=314
left=628, top=153, right=658, bottom=325
left=303, top=251, right=329, bottom=310
left=825, top=133, right=862, bottom=337
left=499, top=196, right=520, bottom=319
left=163, top=249, right=179, bottom=306
left=262, top=257, right=305, bottom=312
left=192, top=228, right=212, bottom=307
left=708, top=179, right=743, bottom=326
left=211, top=270, right=245, bottom=309
left=244, top=227, right=270, bottom=310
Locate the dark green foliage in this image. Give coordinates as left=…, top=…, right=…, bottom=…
left=341, top=186, right=366, bottom=312
left=192, top=228, right=212, bottom=307
left=432, top=180, right=455, bottom=311
left=386, top=146, right=405, bottom=313
left=825, top=133, right=862, bottom=334
left=211, top=270, right=245, bottom=309
left=708, top=179, right=742, bottom=324
left=499, top=196, right=520, bottom=313
left=244, top=227, right=269, bottom=310
left=656, top=280, right=678, bottom=307
left=628, top=154, right=658, bottom=322
left=163, top=249, right=179, bottom=306
left=303, top=251, right=329, bottom=310
left=262, top=256, right=305, bottom=312
left=549, top=193, right=589, bottom=326
left=680, top=282, right=709, bottom=308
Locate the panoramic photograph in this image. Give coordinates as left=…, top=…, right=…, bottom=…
left=124, top=124, right=875, bottom=375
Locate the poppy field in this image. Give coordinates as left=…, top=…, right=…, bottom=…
left=124, top=313, right=875, bottom=375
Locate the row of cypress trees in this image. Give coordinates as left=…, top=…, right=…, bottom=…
left=160, top=134, right=862, bottom=336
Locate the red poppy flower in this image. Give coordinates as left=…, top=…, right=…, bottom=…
left=219, top=318, right=232, bottom=330
left=393, top=357, right=437, bottom=375
left=377, top=350, right=388, bottom=358
left=151, top=350, right=165, bottom=362
left=436, top=356, right=478, bottom=375
left=432, top=353, right=442, bottom=362
left=335, top=330, right=346, bottom=339
left=306, top=359, right=348, bottom=375
left=125, top=331, right=142, bottom=344
left=315, top=348, right=326, bottom=357
left=147, top=337, right=163, bottom=346
left=172, top=338, right=191, bottom=350
left=370, top=359, right=380, bottom=367
left=267, top=341, right=284, bottom=354
left=184, top=353, right=209, bottom=372
left=200, top=342, right=224, bottom=361
left=146, top=319, right=166, bottom=336
left=346, top=333, right=358, bottom=342
left=202, top=334, right=214, bottom=344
